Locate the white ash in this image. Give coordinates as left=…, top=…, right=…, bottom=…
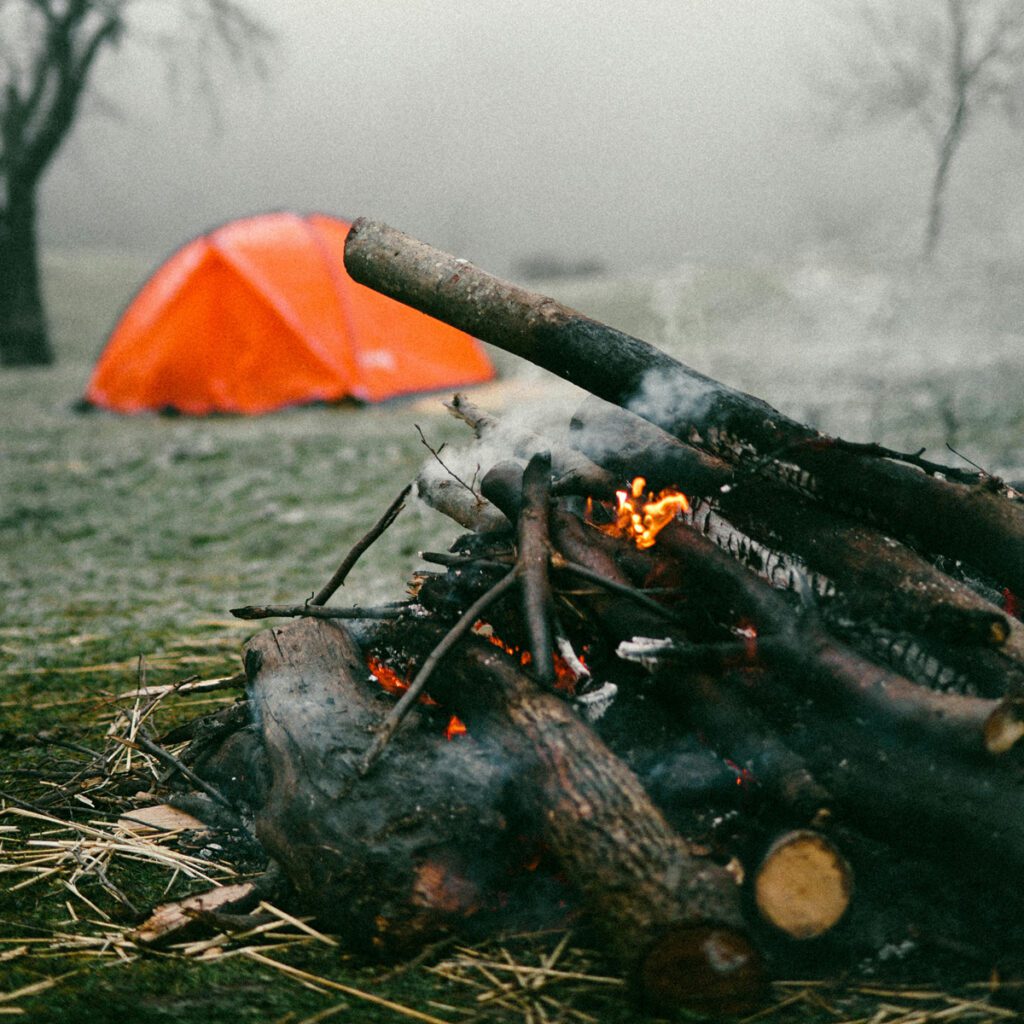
left=573, top=682, right=618, bottom=722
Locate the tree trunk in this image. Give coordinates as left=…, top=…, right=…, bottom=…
left=0, top=182, right=54, bottom=367
left=923, top=97, right=966, bottom=261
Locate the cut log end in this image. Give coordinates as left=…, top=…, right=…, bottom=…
left=754, top=830, right=853, bottom=940
left=985, top=699, right=1024, bottom=754
left=635, top=924, right=767, bottom=1016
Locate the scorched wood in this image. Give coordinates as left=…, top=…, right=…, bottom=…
left=569, top=397, right=1016, bottom=653
left=343, top=218, right=1024, bottom=594
left=239, top=616, right=515, bottom=955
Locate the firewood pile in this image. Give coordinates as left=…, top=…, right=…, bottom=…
left=177, top=222, right=1024, bottom=1018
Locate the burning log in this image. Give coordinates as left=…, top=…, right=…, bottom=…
left=479, top=457, right=1004, bottom=761
left=211, top=614, right=765, bottom=1014
left=344, top=219, right=1024, bottom=594
left=569, top=397, right=1016, bottom=654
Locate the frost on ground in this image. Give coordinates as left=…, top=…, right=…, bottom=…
left=1, top=247, right=1021, bottom=694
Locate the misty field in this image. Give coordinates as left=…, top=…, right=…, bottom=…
left=2, top=246, right=1023, bottom=1022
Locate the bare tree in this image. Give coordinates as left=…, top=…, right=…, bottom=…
left=821, top=0, right=1024, bottom=259
left=0, top=0, right=271, bottom=367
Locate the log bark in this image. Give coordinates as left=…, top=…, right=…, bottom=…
left=240, top=617, right=514, bottom=955
left=344, top=218, right=801, bottom=456
left=569, top=394, right=734, bottom=495
left=416, top=459, right=509, bottom=533
left=343, top=219, right=1024, bottom=594
left=422, top=637, right=767, bottom=1016
left=517, top=452, right=555, bottom=683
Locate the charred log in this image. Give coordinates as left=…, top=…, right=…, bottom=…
left=344, top=219, right=1024, bottom=594
left=570, top=397, right=1017, bottom=654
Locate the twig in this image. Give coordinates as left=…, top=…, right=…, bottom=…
left=946, top=443, right=1021, bottom=497
left=310, top=483, right=413, bottom=606
left=357, top=570, right=519, bottom=776
left=415, top=424, right=479, bottom=496
left=550, top=554, right=681, bottom=623
left=519, top=453, right=555, bottom=685
left=825, top=437, right=980, bottom=484
left=231, top=604, right=405, bottom=621
left=0, top=788, right=55, bottom=817
left=373, top=935, right=459, bottom=984
left=118, top=673, right=247, bottom=700
left=132, top=732, right=237, bottom=816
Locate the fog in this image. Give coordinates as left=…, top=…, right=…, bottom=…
left=38, top=0, right=1024, bottom=273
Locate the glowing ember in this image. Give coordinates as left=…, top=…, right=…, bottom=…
left=552, top=652, right=581, bottom=694
left=368, top=657, right=462, bottom=734
left=598, top=476, right=690, bottom=549
left=367, top=656, right=409, bottom=696
left=445, top=715, right=468, bottom=740
left=367, top=656, right=438, bottom=706
left=476, top=622, right=584, bottom=694
left=483, top=629, right=533, bottom=666
left=725, top=758, right=757, bottom=790
left=733, top=622, right=758, bottom=661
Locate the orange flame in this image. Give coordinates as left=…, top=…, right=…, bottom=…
left=367, top=656, right=409, bottom=696
left=445, top=715, right=468, bottom=740
left=476, top=623, right=583, bottom=695
left=598, top=476, right=690, bottom=549
left=367, top=656, right=438, bottom=706
left=368, top=656, right=464, bottom=736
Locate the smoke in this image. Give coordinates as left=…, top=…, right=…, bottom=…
left=625, top=367, right=714, bottom=438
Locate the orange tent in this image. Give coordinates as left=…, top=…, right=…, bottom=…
left=83, top=213, right=495, bottom=414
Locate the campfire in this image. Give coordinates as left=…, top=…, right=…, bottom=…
left=157, top=221, right=1024, bottom=1017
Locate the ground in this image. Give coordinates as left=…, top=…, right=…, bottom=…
left=1, top=245, right=1022, bottom=1022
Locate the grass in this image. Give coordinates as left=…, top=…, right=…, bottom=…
left=2, top=243, right=1023, bottom=1021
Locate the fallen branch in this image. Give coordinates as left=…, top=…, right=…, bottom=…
left=231, top=604, right=406, bottom=621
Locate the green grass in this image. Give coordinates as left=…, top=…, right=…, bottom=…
left=2, top=244, right=1022, bottom=1021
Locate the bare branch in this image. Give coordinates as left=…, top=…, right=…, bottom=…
left=813, top=0, right=1024, bottom=256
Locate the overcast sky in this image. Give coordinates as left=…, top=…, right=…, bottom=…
left=37, top=0, right=1022, bottom=274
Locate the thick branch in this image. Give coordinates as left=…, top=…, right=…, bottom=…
left=424, top=638, right=766, bottom=1016
left=343, top=220, right=1024, bottom=593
